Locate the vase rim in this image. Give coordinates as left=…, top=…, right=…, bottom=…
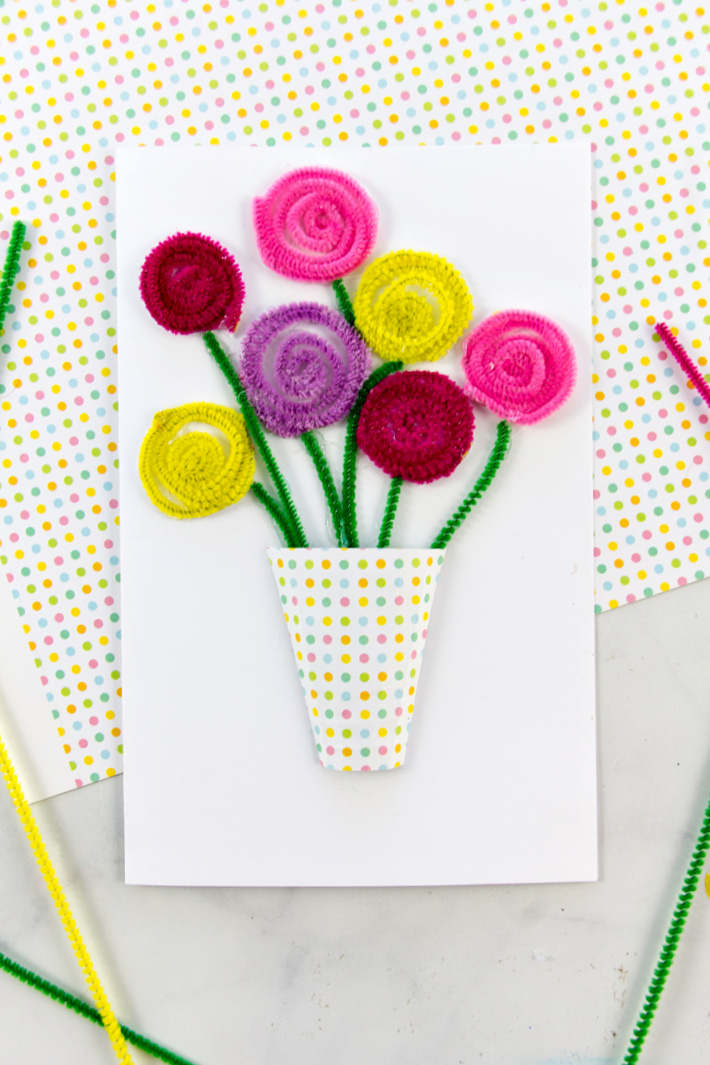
left=267, top=546, right=447, bottom=555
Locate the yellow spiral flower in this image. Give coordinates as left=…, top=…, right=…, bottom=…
left=353, top=250, right=473, bottom=364
left=139, top=402, right=255, bottom=519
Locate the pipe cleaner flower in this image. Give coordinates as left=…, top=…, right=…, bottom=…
left=352, top=250, right=473, bottom=364
left=240, top=302, right=371, bottom=437
left=253, top=167, right=378, bottom=282
left=461, top=310, right=576, bottom=424
left=139, top=402, right=255, bottom=518
left=356, top=370, right=474, bottom=484
left=140, top=232, right=245, bottom=335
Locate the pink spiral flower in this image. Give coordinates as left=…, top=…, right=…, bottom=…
left=140, top=232, right=245, bottom=335
left=462, top=310, right=576, bottom=424
left=253, top=167, right=378, bottom=282
left=356, top=370, right=474, bottom=484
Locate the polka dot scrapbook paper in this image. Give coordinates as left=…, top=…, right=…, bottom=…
left=0, top=0, right=708, bottom=791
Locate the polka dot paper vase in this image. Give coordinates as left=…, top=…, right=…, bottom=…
left=268, top=548, right=446, bottom=772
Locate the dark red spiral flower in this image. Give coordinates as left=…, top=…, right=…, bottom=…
left=140, top=232, right=245, bottom=335
left=356, top=370, right=474, bottom=484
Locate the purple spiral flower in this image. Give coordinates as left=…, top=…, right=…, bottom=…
left=240, top=303, right=371, bottom=437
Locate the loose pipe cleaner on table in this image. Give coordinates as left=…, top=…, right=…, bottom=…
left=0, top=222, right=198, bottom=1064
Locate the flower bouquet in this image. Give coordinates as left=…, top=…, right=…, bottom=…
left=137, top=167, right=576, bottom=773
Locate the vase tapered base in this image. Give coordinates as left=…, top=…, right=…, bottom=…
left=268, top=547, right=446, bottom=771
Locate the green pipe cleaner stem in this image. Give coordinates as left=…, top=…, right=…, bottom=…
left=250, top=482, right=298, bottom=546
left=430, top=420, right=512, bottom=551
left=0, top=221, right=26, bottom=335
left=621, top=786, right=710, bottom=1064
left=0, top=949, right=201, bottom=1065
left=341, top=360, right=404, bottom=548
left=202, top=331, right=308, bottom=548
left=332, top=278, right=356, bottom=327
left=301, top=430, right=346, bottom=547
left=377, top=476, right=402, bottom=549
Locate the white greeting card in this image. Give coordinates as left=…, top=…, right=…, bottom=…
left=117, top=144, right=596, bottom=886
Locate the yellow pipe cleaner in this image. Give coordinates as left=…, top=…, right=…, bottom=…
left=0, top=737, right=133, bottom=1064
left=0, top=220, right=131, bottom=1059
left=139, top=401, right=255, bottom=518
left=352, top=249, right=473, bottom=364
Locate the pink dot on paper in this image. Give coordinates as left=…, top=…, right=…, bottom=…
left=342, top=709, right=352, bottom=719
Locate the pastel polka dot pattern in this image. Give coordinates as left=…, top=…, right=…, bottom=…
left=268, top=548, right=445, bottom=771
left=1, top=3, right=709, bottom=786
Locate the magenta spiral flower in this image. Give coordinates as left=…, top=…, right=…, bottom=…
left=240, top=303, right=371, bottom=437
left=462, top=310, right=576, bottom=424
left=356, top=370, right=474, bottom=484
left=253, top=167, right=378, bottom=282
left=140, top=232, right=245, bottom=335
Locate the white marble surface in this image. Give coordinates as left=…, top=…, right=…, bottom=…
left=2, top=580, right=710, bottom=1064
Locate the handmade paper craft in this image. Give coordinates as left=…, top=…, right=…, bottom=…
left=117, top=145, right=595, bottom=887
left=133, top=165, right=578, bottom=775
